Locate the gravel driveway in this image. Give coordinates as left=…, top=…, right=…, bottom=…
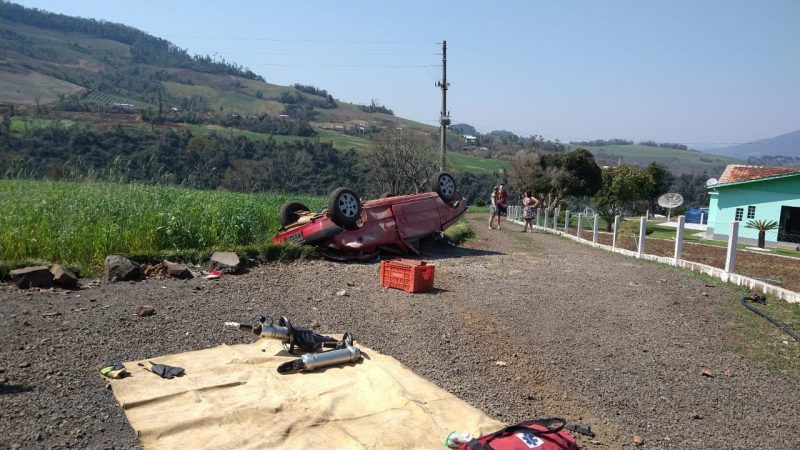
left=1, top=213, right=798, bottom=449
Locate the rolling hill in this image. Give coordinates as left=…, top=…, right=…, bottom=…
left=0, top=3, right=435, bottom=132
left=575, top=144, right=742, bottom=175
left=703, top=130, right=800, bottom=160
left=0, top=2, right=744, bottom=181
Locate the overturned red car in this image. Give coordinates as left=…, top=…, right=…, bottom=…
left=273, top=172, right=468, bottom=259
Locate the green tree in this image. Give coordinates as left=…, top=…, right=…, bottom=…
left=364, top=128, right=437, bottom=196
left=645, top=162, right=673, bottom=212
left=508, top=148, right=602, bottom=211
left=745, top=219, right=779, bottom=249
left=593, top=165, right=655, bottom=231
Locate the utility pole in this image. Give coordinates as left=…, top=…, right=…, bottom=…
left=436, top=40, right=450, bottom=171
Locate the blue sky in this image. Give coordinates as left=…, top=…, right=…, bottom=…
left=15, top=0, right=800, bottom=145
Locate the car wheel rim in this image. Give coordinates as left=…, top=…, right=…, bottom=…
left=338, top=193, right=359, bottom=217
left=439, top=176, right=455, bottom=197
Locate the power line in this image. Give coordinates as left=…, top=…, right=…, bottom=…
left=165, top=35, right=435, bottom=45
left=209, top=51, right=437, bottom=56
left=252, top=62, right=438, bottom=68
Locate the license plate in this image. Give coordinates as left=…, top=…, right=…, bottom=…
left=286, top=232, right=304, bottom=243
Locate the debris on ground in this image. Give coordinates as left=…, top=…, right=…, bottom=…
left=104, top=255, right=140, bottom=282
left=133, top=305, right=155, bottom=317
left=210, top=251, right=241, bottom=274
left=202, top=270, right=222, bottom=280
left=495, top=360, right=508, bottom=367
left=140, top=263, right=167, bottom=279
left=163, top=260, right=193, bottom=279
left=50, top=264, right=78, bottom=287
left=701, top=368, right=715, bottom=378
left=335, top=289, right=348, bottom=296
left=10, top=266, right=53, bottom=289
left=633, top=435, right=645, bottom=446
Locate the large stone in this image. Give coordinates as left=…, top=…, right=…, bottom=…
left=163, top=260, right=193, bottom=279
left=104, top=255, right=140, bottom=282
left=209, top=252, right=241, bottom=274
left=9, top=266, right=54, bottom=289
left=50, top=264, right=78, bottom=287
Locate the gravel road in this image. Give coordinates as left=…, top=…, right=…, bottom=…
left=1, top=213, right=798, bottom=449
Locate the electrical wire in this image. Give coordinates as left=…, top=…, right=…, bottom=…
left=740, top=294, right=800, bottom=343
left=165, top=35, right=435, bottom=45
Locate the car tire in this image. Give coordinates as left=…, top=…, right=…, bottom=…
left=279, top=202, right=310, bottom=227
left=431, top=171, right=456, bottom=202
left=328, top=187, right=362, bottom=230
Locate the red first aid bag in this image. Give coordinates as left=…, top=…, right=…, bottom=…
left=458, top=418, right=580, bottom=450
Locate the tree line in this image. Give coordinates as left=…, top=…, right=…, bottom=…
left=507, top=148, right=712, bottom=228
left=0, top=122, right=359, bottom=195
left=0, top=3, right=263, bottom=81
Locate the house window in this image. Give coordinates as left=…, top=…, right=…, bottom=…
left=735, top=208, right=743, bottom=221
left=747, top=206, right=756, bottom=219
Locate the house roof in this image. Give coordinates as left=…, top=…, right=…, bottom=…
left=714, top=164, right=800, bottom=187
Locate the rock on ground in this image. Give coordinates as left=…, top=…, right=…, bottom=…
left=104, top=255, right=140, bottom=282
left=209, top=252, right=241, bottom=274
left=163, top=260, right=193, bottom=279
left=9, top=266, right=53, bottom=289
left=50, top=264, right=78, bottom=287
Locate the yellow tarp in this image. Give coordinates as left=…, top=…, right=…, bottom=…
left=110, top=339, right=504, bottom=449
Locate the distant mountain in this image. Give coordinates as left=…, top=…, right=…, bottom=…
left=704, top=130, right=800, bottom=160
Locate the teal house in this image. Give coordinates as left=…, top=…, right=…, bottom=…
left=706, top=165, right=800, bottom=246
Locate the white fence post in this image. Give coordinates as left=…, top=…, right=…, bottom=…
left=544, top=209, right=549, bottom=229
left=674, top=215, right=685, bottom=263
left=700, top=212, right=705, bottom=225
left=564, top=210, right=570, bottom=233
left=554, top=207, right=560, bottom=230
left=576, top=213, right=584, bottom=239
left=592, top=214, right=599, bottom=243
left=535, top=209, right=540, bottom=227
left=646, top=210, right=650, bottom=220
left=612, top=215, right=620, bottom=248
left=637, top=216, right=647, bottom=257
left=725, top=221, right=739, bottom=273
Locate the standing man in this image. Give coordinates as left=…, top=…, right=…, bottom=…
left=496, top=183, right=508, bottom=223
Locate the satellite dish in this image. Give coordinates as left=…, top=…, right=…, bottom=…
left=658, top=193, right=684, bottom=222
left=706, top=178, right=718, bottom=186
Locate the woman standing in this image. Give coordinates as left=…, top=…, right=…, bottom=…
left=522, top=191, right=540, bottom=232
left=488, top=186, right=501, bottom=230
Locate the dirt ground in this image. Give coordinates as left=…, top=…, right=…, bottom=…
left=1, top=213, right=799, bottom=449
left=568, top=228, right=800, bottom=293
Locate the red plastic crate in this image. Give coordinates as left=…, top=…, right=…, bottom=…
left=379, top=258, right=435, bottom=293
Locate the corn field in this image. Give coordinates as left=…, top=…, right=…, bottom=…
left=0, top=180, right=322, bottom=273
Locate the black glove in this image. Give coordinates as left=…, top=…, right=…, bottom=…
left=140, top=361, right=185, bottom=379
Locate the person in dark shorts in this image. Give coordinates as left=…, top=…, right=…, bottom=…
left=496, top=183, right=508, bottom=219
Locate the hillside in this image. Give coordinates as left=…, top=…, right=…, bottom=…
left=0, top=3, right=435, bottom=133
left=704, top=130, right=800, bottom=160
left=572, top=144, right=741, bottom=175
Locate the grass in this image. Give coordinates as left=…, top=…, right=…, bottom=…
left=647, top=223, right=800, bottom=260
left=722, top=292, right=800, bottom=381
left=574, top=144, right=742, bottom=175
left=447, top=152, right=508, bottom=174
left=0, top=179, right=324, bottom=276
left=443, top=219, right=475, bottom=245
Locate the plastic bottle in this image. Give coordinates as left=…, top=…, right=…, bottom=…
left=445, top=431, right=473, bottom=448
